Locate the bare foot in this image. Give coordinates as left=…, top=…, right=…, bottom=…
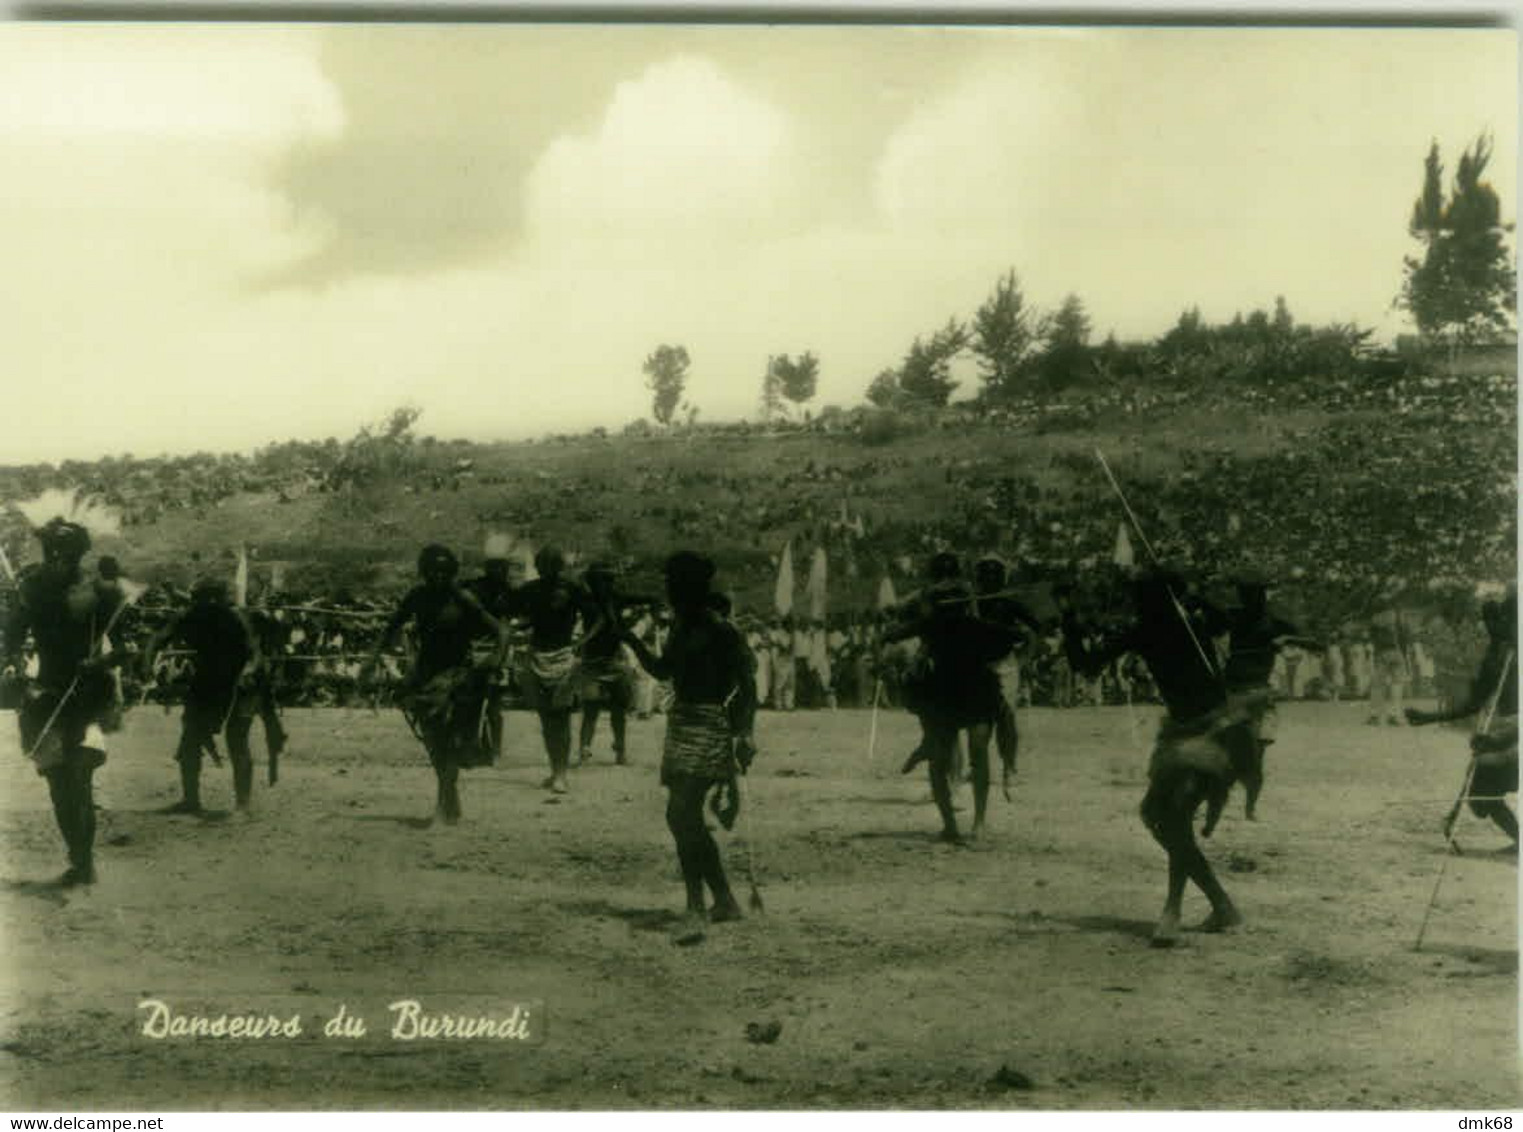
left=59, top=864, right=97, bottom=888
left=673, top=911, right=707, bottom=946
left=1196, top=906, right=1243, bottom=933
left=1150, top=909, right=1182, bottom=948
left=709, top=898, right=744, bottom=924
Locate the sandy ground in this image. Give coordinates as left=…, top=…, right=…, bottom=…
left=0, top=700, right=1517, bottom=1111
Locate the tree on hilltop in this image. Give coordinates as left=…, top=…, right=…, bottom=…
left=1398, top=135, right=1516, bottom=352
left=898, top=318, right=969, bottom=407
left=759, top=362, right=784, bottom=421
left=972, top=269, right=1039, bottom=400
left=1033, top=294, right=1093, bottom=388
left=767, top=352, right=820, bottom=416
left=864, top=368, right=903, bottom=408
left=643, top=344, right=691, bottom=426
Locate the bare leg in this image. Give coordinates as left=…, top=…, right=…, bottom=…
left=260, top=690, right=286, bottom=786
left=666, top=778, right=737, bottom=936
left=73, top=762, right=97, bottom=882
left=227, top=716, right=255, bottom=812
left=901, top=717, right=930, bottom=775
left=539, top=710, right=572, bottom=791
left=436, top=761, right=461, bottom=823
left=610, top=704, right=628, bottom=764
left=1153, top=849, right=1188, bottom=947
left=1143, top=772, right=1240, bottom=945
left=924, top=721, right=961, bottom=842
left=168, top=723, right=205, bottom=814
left=995, top=698, right=1018, bottom=798
left=578, top=705, right=599, bottom=763
left=45, top=767, right=81, bottom=882
left=1242, top=742, right=1268, bottom=821
left=967, top=722, right=993, bottom=838
left=44, top=755, right=98, bottom=885
left=1200, top=779, right=1229, bottom=839
left=1471, top=799, right=1520, bottom=843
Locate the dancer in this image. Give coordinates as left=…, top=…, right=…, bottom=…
left=2, top=520, right=127, bottom=885
left=973, top=556, right=1043, bottom=797
left=1064, top=566, right=1263, bottom=945
left=142, top=578, right=262, bottom=816
left=507, top=547, right=596, bottom=793
left=622, top=552, right=757, bottom=943
left=369, top=545, right=506, bottom=823
left=1214, top=570, right=1321, bottom=823
left=885, top=552, right=1024, bottom=843
left=1406, top=588, right=1518, bottom=848
left=576, top=562, right=641, bottom=766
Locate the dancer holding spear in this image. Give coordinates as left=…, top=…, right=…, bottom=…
left=1064, top=452, right=1267, bottom=946
left=2, top=519, right=133, bottom=886
left=1406, top=586, right=1518, bottom=850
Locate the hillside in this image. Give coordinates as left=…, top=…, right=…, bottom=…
left=0, top=368, right=1515, bottom=634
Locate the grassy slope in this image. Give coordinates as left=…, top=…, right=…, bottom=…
left=90, top=389, right=1513, bottom=632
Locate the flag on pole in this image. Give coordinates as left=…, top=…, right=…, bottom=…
left=876, top=576, right=898, bottom=611
left=807, top=546, right=828, bottom=622
left=773, top=540, right=794, bottom=617
left=1113, top=522, right=1135, bottom=568
left=233, top=546, right=249, bottom=608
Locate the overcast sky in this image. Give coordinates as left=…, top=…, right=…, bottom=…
left=0, top=23, right=1514, bottom=463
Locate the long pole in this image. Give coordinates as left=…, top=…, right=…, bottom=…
left=25, top=586, right=141, bottom=761
left=866, top=677, right=882, bottom=765
left=1094, top=449, right=1221, bottom=682
left=1443, top=650, right=1514, bottom=841
left=1414, top=648, right=1514, bottom=951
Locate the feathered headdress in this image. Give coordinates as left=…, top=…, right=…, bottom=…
left=10, top=487, right=122, bottom=540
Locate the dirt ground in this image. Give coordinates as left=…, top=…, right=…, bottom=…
left=0, top=700, right=1517, bottom=1111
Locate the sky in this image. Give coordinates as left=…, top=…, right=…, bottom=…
left=0, top=22, right=1515, bottom=463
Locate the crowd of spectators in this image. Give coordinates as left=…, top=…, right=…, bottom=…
left=0, top=569, right=1476, bottom=721
left=0, top=363, right=1511, bottom=715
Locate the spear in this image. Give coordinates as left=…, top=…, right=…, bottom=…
left=25, top=581, right=144, bottom=762
left=1443, top=648, right=1514, bottom=842
left=1093, top=449, right=1221, bottom=683
left=1414, top=648, right=1514, bottom=952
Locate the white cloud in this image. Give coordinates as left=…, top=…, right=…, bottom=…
left=0, top=27, right=1514, bottom=464
left=525, top=55, right=792, bottom=249
left=873, top=63, right=1081, bottom=236
left=0, top=27, right=343, bottom=143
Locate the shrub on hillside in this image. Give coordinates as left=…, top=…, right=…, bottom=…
left=858, top=408, right=913, bottom=446
left=623, top=419, right=656, bottom=439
